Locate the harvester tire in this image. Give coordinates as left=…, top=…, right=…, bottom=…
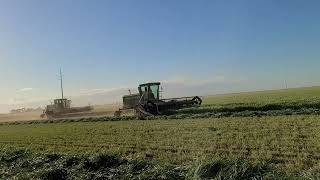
left=135, top=104, right=153, bottom=118
left=192, top=96, right=202, bottom=105
left=40, top=113, right=46, bottom=119
left=114, top=110, right=121, bottom=117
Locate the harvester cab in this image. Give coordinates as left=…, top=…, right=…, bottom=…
left=41, top=98, right=71, bottom=118
left=53, top=98, right=71, bottom=110
left=138, top=82, right=160, bottom=102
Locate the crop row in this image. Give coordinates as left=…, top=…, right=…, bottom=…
left=202, top=86, right=320, bottom=106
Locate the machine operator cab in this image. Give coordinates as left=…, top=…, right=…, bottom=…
left=54, top=98, right=71, bottom=110
left=46, top=98, right=71, bottom=113
left=138, top=82, right=160, bottom=102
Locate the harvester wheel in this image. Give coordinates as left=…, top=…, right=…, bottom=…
left=192, top=96, right=202, bottom=105
left=146, top=101, right=155, bottom=114
left=135, top=104, right=153, bottom=118
left=114, top=110, right=122, bottom=117
left=146, top=101, right=161, bottom=115
left=40, top=113, right=46, bottom=119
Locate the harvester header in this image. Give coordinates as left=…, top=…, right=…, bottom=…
left=115, top=82, right=202, bottom=117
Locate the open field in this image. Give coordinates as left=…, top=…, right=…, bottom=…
left=0, top=110, right=43, bottom=122
left=1, top=86, right=320, bottom=179
left=0, top=115, right=320, bottom=175
left=203, top=86, right=320, bottom=106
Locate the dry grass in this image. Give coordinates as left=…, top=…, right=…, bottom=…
left=92, top=103, right=122, bottom=112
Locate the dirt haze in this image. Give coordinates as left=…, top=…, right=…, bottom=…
left=0, top=104, right=122, bottom=123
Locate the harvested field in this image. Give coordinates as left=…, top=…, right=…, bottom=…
left=0, top=115, right=319, bottom=175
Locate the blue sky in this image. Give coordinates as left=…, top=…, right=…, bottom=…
left=0, top=0, right=320, bottom=112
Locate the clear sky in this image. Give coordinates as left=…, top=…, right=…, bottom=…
left=0, top=0, right=320, bottom=112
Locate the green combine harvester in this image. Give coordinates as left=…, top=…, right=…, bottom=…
left=40, top=98, right=93, bottom=119
left=40, top=69, right=93, bottom=119
left=115, top=82, right=202, bottom=117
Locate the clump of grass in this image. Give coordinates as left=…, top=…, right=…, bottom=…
left=193, top=159, right=285, bottom=179
left=0, top=149, right=188, bottom=179
left=39, top=167, right=67, bottom=180
left=129, top=160, right=150, bottom=173
left=0, top=148, right=30, bottom=163
left=83, top=153, right=124, bottom=170
left=61, top=155, right=81, bottom=167
left=1, top=149, right=317, bottom=179
left=0, top=149, right=185, bottom=179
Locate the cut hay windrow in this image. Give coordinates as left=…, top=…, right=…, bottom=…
left=0, top=148, right=314, bottom=179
